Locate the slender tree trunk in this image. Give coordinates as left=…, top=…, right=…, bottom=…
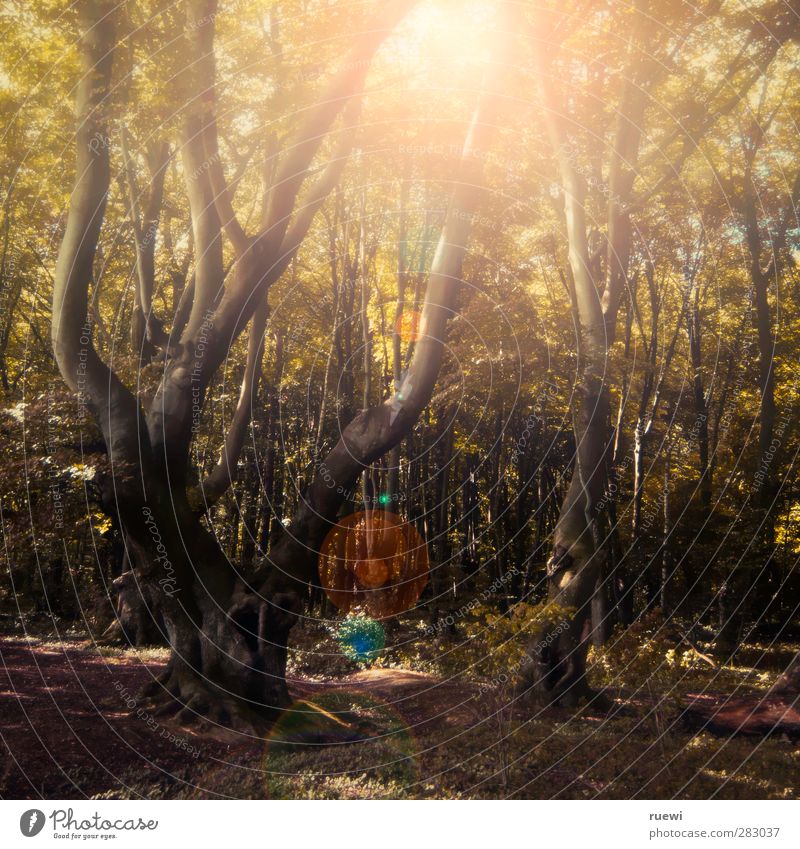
left=387, top=158, right=410, bottom=506
left=743, top=188, right=779, bottom=619
left=687, top=282, right=712, bottom=514
left=661, top=449, right=671, bottom=616
left=520, top=97, right=612, bottom=707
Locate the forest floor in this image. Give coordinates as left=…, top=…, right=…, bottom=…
left=1, top=618, right=800, bottom=799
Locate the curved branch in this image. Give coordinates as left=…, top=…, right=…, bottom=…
left=52, top=2, right=148, bottom=467
left=148, top=0, right=417, bottom=482
left=197, top=297, right=269, bottom=507
left=192, top=114, right=359, bottom=494
left=246, top=100, right=362, bottom=298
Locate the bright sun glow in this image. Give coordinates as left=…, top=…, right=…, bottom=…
left=377, top=0, right=496, bottom=89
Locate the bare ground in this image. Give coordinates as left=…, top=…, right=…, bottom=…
left=2, top=633, right=800, bottom=800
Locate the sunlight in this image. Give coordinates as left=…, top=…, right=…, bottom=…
left=377, top=0, right=496, bottom=90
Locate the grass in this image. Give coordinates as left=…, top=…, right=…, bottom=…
left=85, top=613, right=800, bottom=799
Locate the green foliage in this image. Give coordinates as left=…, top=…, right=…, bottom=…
left=434, top=600, right=575, bottom=682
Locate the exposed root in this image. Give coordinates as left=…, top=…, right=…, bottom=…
left=517, top=630, right=605, bottom=711
left=138, top=668, right=276, bottom=739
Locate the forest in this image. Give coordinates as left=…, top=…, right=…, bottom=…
left=2, top=0, right=800, bottom=801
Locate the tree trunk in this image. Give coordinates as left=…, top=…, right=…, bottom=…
left=687, top=282, right=712, bottom=514
left=520, top=363, right=611, bottom=706
left=744, top=187, right=779, bottom=617
left=387, top=157, right=411, bottom=506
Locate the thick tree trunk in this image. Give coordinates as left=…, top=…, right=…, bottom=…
left=520, top=365, right=611, bottom=706
left=101, top=536, right=167, bottom=647
left=119, top=482, right=297, bottom=730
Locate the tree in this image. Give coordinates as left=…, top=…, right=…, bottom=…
left=52, top=0, right=508, bottom=730
left=520, top=0, right=800, bottom=705
left=52, top=0, right=417, bottom=728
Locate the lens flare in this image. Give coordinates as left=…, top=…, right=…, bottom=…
left=318, top=510, right=429, bottom=618
left=336, top=613, right=386, bottom=663
left=263, top=691, right=419, bottom=798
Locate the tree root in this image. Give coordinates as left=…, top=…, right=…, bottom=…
left=517, top=636, right=614, bottom=713
left=138, top=667, right=276, bottom=739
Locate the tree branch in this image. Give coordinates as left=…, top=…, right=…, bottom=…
left=196, top=297, right=269, bottom=507
left=52, top=2, right=148, bottom=468
left=120, top=129, right=171, bottom=355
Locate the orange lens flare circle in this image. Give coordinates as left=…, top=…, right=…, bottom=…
left=318, top=510, right=429, bottom=618
left=394, top=309, right=422, bottom=345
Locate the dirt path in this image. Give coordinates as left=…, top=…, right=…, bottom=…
left=0, top=635, right=484, bottom=799
left=0, top=635, right=236, bottom=798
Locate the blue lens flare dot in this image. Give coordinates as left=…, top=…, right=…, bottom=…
left=336, top=613, right=386, bottom=664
